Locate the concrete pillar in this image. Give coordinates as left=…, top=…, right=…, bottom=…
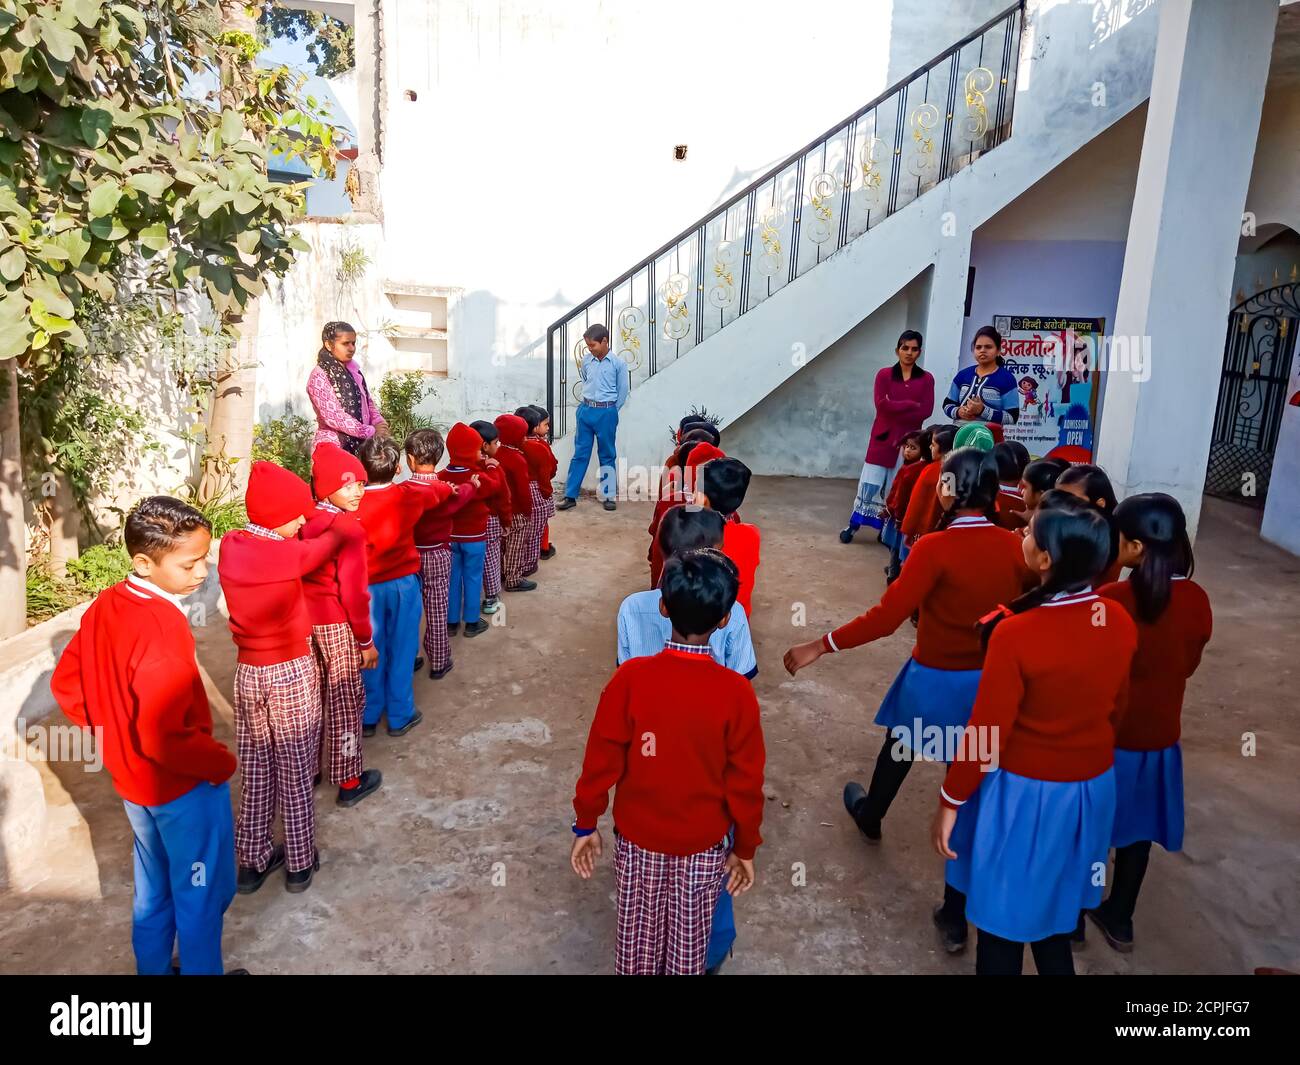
left=919, top=231, right=973, bottom=420
left=1097, top=0, right=1278, bottom=535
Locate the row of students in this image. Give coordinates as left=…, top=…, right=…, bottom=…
left=786, top=437, right=1212, bottom=974
left=572, top=413, right=769, bottom=975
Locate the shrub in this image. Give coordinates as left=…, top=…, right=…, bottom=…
left=26, top=564, right=79, bottom=625
left=66, top=544, right=131, bottom=595
left=252, top=413, right=315, bottom=482
left=378, top=371, right=439, bottom=442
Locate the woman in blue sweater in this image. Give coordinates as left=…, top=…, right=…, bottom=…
left=943, top=325, right=1019, bottom=440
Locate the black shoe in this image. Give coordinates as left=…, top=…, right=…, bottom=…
left=225, top=968, right=250, bottom=975
left=842, top=781, right=881, bottom=842
left=523, top=565, right=538, bottom=577
left=839, top=526, right=855, bottom=544
left=312, top=773, right=322, bottom=789
left=556, top=497, right=577, bottom=511
left=1085, top=906, right=1134, bottom=953
left=602, top=499, right=616, bottom=512
left=447, top=622, right=461, bottom=636
left=505, top=578, right=537, bottom=592
left=361, top=724, right=377, bottom=738
left=387, top=710, right=424, bottom=737
left=429, top=663, right=453, bottom=680
left=285, top=851, right=320, bottom=894
left=539, top=546, right=556, bottom=560
left=412, top=656, right=424, bottom=673
left=932, top=904, right=968, bottom=954
left=1071, top=912, right=1087, bottom=951
left=463, top=619, right=490, bottom=637
left=236, top=845, right=285, bottom=895
left=337, top=768, right=382, bottom=807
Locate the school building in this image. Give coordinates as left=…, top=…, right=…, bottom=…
left=256, top=0, right=1300, bottom=551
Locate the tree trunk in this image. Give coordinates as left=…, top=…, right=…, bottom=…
left=0, top=358, right=27, bottom=637
left=44, top=475, right=81, bottom=578
left=198, top=0, right=262, bottom=504
left=198, top=300, right=259, bottom=503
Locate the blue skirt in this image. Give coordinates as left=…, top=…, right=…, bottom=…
left=873, top=658, right=983, bottom=743
left=945, top=767, right=1116, bottom=943
left=1112, top=744, right=1184, bottom=852
left=881, top=518, right=901, bottom=549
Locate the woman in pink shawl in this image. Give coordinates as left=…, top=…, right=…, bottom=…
left=305, top=321, right=388, bottom=454
left=839, top=329, right=934, bottom=543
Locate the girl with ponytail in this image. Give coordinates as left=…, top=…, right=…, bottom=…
left=785, top=445, right=1032, bottom=955
left=1055, top=464, right=1122, bottom=582
left=1083, top=494, right=1212, bottom=954
left=933, top=494, right=1137, bottom=975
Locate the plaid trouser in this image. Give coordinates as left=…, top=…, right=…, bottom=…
left=483, top=516, right=503, bottom=599
left=233, top=653, right=321, bottom=874
left=524, top=483, right=549, bottom=573
left=417, top=546, right=452, bottom=671
left=503, top=501, right=542, bottom=587
left=613, top=833, right=728, bottom=975
left=311, top=623, right=364, bottom=785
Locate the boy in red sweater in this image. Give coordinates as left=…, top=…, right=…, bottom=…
left=470, top=420, right=511, bottom=615
left=405, top=427, right=480, bottom=679
left=516, top=405, right=557, bottom=575
left=439, top=423, right=497, bottom=637
left=354, top=435, right=457, bottom=737
left=571, top=550, right=766, bottom=975
left=495, top=412, right=538, bottom=592
left=302, top=444, right=382, bottom=809
left=52, top=496, right=239, bottom=974
left=219, top=461, right=348, bottom=894
left=695, top=457, right=761, bottom=617
left=525, top=404, right=559, bottom=560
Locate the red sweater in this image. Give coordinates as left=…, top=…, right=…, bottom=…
left=51, top=579, right=237, bottom=806
left=219, top=525, right=344, bottom=665
left=1098, top=577, right=1212, bottom=750
left=301, top=505, right=373, bottom=647
left=356, top=479, right=454, bottom=583
left=901, top=461, right=943, bottom=540
left=438, top=463, right=495, bottom=540
left=722, top=518, right=760, bottom=617
left=824, top=517, right=1033, bottom=671
left=941, top=590, right=1138, bottom=808
left=993, top=484, right=1027, bottom=530
left=523, top=438, right=558, bottom=498
left=410, top=472, right=478, bottom=548
left=885, top=458, right=926, bottom=522
left=495, top=444, right=533, bottom=519
left=573, top=648, right=766, bottom=859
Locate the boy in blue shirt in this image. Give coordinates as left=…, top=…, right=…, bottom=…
left=612, top=504, right=756, bottom=972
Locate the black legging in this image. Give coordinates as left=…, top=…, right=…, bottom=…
left=976, top=929, right=1075, bottom=975
left=1100, top=840, right=1152, bottom=924
left=857, top=728, right=917, bottom=826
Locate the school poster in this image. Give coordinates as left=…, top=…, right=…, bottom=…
left=992, top=314, right=1104, bottom=459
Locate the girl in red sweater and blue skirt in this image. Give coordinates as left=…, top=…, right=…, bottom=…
left=932, top=493, right=1137, bottom=975
left=785, top=447, right=1032, bottom=953
left=1086, top=493, right=1211, bottom=953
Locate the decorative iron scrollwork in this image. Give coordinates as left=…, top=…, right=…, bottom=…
left=617, top=306, right=645, bottom=370
left=755, top=206, right=785, bottom=276
left=859, top=136, right=885, bottom=206
left=806, top=172, right=843, bottom=244
left=659, top=273, right=692, bottom=340
left=708, top=243, right=738, bottom=308
left=964, top=67, right=994, bottom=140
left=908, top=103, right=940, bottom=179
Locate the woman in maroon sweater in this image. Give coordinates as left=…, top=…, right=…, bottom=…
left=840, top=330, right=934, bottom=542
left=932, top=494, right=1137, bottom=976
left=1087, top=493, right=1211, bottom=953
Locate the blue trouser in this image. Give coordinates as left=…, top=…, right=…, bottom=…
left=564, top=403, right=619, bottom=500
left=447, top=540, right=487, bottom=625
left=122, top=780, right=236, bottom=976
left=362, top=573, right=422, bottom=729
left=706, top=886, right=737, bottom=969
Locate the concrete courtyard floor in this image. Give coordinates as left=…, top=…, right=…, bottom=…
left=2, top=478, right=1298, bottom=974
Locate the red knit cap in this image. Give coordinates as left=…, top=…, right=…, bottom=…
left=446, top=422, right=484, bottom=466
left=494, top=413, right=528, bottom=448
left=685, top=442, right=726, bottom=469
left=245, top=460, right=315, bottom=529
left=311, top=443, right=367, bottom=500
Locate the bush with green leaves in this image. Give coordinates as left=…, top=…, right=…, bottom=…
left=64, top=541, right=129, bottom=593
left=378, top=371, right=439, bottom=443
left=252, top=412, right=314, bottom=482
left=25, top=561, right=77, bottom=623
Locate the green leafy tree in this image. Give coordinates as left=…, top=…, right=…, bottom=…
left=257, top=1, right=354, bottom=79
left=0, top=0, right=341, bottom=636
